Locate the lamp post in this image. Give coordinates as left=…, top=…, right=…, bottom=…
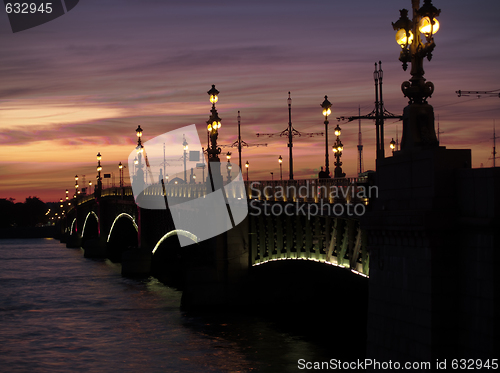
left=332, top=125, right=345, bottom=178
left=96, top=152, right=102, bottom=192
left=88, top=181, right=92, bottom=194
left=183, top=135, right=188, bottom=183
left=226, top=152, right=232, bottom=183
left=245, top=161, right=249, bottom=181
left=74, top=175, right=79, bottom=198
left=321, top=95, right=332, bottom=178
left=270, top=172, right=274, bottom=181
left=135, top=125, right=145, bottom=190
left=390, top=138, right=396, bottom=155
left=392, top=0, right=441, bottom=150
left=206, top=85, right=222, bottom=188
left=287, top=92, right=293, bottom=180
left=65, top=189, right=69, bottom=200
left=278, top=155, right=283, bottom=181
left=118, top=162, right=124, bottom=187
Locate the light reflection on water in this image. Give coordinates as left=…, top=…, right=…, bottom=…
left=0, top=238, right=345, bottom=373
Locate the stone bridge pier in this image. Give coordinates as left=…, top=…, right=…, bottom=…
left=364, top=147, right=499, bottom=360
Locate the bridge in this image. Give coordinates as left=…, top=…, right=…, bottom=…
left=61, top=177, right=371, bottom=280
left=58, top=150, right=500, bottom=361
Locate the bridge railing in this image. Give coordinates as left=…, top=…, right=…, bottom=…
left=71, top=177, right=367, bottom=206
left=137, top=181, right=247, bottom=200
left=245, top=178, right=363, bottom=204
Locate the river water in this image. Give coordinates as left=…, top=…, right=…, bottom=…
left=0, top=238, right=365, bottom=372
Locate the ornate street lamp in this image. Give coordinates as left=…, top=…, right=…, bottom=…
left=206, top=85, right=223, bottom=188
left=134, top=125, right=145, bottom=189
left=226, top=152, right=232, bottom=183
left=321, top=96, right=332, bottom=178
left=136, top=125, right=143, bottom=145
left=390, top=138, right=396, bottom=154
left=74, top=175, right=79, bottom=196
left=118, top=162, right=124, bottom=187
left=278, top=155, right=283, bottom=181
left=332, top=125, right=345, bottom=178
left=206, top=85, right=222, bottom=161
left=96, top=152, right=103, bottom=192
left=245, top=161, right=249, bottom=181
left=392, top=0, right=441, bottom=149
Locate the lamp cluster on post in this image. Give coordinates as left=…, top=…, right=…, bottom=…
left=332, top=124, right=345, bottom=178
left=206, top=85, right=222, bottom=162
left=74, top=175, right=79, bottom=198
left=321, top=96, right=332, bottom=178
left=245, top=161, right=249, bottom=181
left=390, top=138, right=396, bottom=154
left=392, top=0, right=441, bottom=150
left=134, top=125, right=145, bottom=191
left=118, top=162, right=124, bottom=187
left=206, top=85, right=223, bottom=188
left=278, top=155, right=283, bottom=181
left=226, top=152, right=232, bottom=183
left=96, top=152, right=103, bottom=194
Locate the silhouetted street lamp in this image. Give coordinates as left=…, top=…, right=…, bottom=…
left=118, top=162, right=124, bottom=187
left=226, top=152, right=232, bottom=182
left=245, top=161, right=249, bottom=181
left=332, top=125, right=345, bottom=178
left=278, top=155, right=283, bottom=180
left=392, top=0, right=441, bottom=149
left=88, top=181, right=92, bottom=194
left=74, top=175, right=79, bottom=197
left=96, top=152, right=102, bottom=192
left=321, top=95, right=332, bottom=178
left=390, top=138, right=396, bottom=154
left=206, top=85, right=223, bottom=188
left=206, top=85, right=222, bottom=161
left=134, top=125, right=145, bottom=189
left=270, top=172, right=274, bottom=181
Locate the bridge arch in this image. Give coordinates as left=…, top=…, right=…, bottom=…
left=152, top=229, right=198, bottom=254
left=107, top=213, right=138, bottom=243
left=69, top=218, right=77, bottom=235
left=106, top=213, right=139, bottom=262
left=151, top=230, right=198, bottom=289
left=81, top=211, right=99, bottom=238
left=81, top=211, right=99, bottom=244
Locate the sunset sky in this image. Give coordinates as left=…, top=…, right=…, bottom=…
left=1, top=0, right=499, bottom=203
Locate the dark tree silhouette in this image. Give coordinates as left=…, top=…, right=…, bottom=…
left=0, top=198, right=16, bottom=228
left=14, top=197, right=49, bottom=227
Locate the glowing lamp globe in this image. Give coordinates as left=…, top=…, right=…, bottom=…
left=419, top=16, right=439, bottom=35
left=395, top=29, right=413, bottom=47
